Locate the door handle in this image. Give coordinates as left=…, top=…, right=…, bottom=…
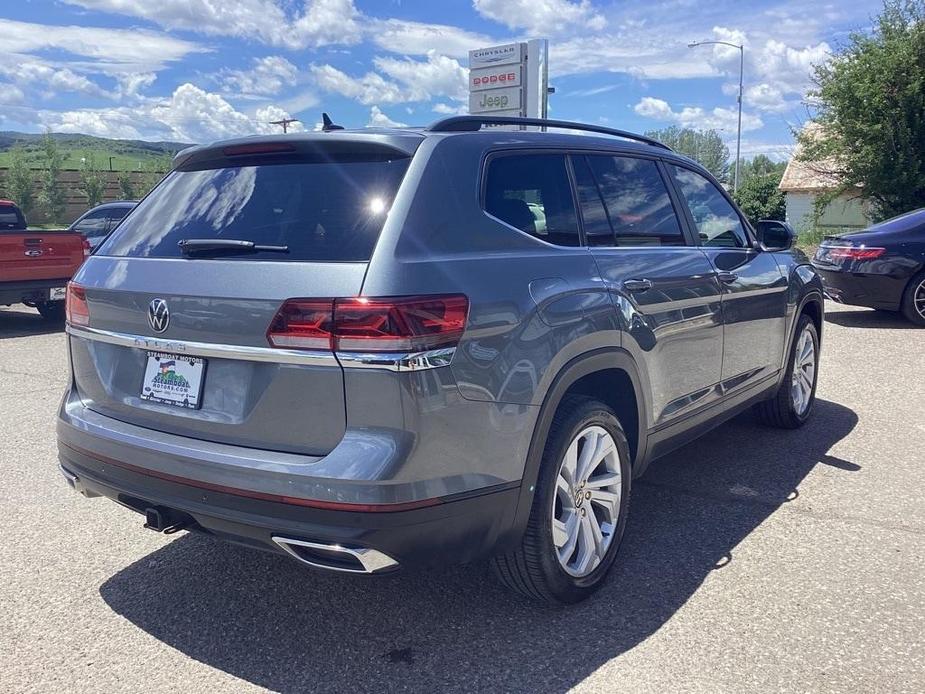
left=716, top=271, right=739, bottom=284
left=623, top=278, right=653, bottom=292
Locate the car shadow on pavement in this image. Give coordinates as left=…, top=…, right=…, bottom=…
left=0, top=306, right=63, bottom=339
left=825, top=308, right=919, bottom=330
left=99, top=399, right=858, bottom=694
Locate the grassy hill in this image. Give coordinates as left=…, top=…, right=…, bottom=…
left=0, top=132, right=192, bottom=171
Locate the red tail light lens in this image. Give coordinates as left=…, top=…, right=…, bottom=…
left=826, top=246, right=886, bottom=261
left=334, top=295, right=469, bottom=352
left=266, top=299, right=334, bottom=349
left=267, top=295, right=469, bottom=353
left=65, top=282, right=90, bottom=326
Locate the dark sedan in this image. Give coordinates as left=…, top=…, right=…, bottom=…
left=69, top=200, right=137, bottom=251
left=813, top=208, right=925, bottom=325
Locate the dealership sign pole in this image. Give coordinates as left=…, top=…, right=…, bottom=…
left=468, top=39, right=548, bottom=119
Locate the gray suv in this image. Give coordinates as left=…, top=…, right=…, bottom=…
left=57, top=116, right=823, bottom=604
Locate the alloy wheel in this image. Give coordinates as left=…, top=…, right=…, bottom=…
left=914, top=279, right=925, bottom=320
left=551, top=425, right=623, bottom=577
left=790, top=325, right=816, bottom=416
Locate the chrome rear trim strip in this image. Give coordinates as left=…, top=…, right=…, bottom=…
left=65, top=324, right=337, bottom=367
left=335, top=347, right=456, bottom=372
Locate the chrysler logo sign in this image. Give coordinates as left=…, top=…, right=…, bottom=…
left=148, top=298, right=170, bottom=333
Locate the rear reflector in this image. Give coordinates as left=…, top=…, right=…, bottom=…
left=66, top=282, right=90, bottom=326
left=267, top=295, right=469, bottom=353
left=826, top=246, right=886, bottom=260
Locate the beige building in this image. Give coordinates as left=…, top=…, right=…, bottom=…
left=778, top=126, right=871, bottom=233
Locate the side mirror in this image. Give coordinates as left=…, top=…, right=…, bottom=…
left=756, top=220, right=795, bottom=251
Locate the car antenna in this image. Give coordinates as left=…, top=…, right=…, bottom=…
left=321, top=113, right=344, bottom=132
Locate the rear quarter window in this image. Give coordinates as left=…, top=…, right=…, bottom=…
left=97, top=158, right=410, bottom=261
left=0, top=205, right=25, bottom=230
left=483, top=153, right=580, bottom=247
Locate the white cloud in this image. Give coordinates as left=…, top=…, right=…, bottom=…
left=64, top=0, right=362, bottom=50
left=633, top=96, right=763, bottom=133
left=310, top=64, right=405, bottom=105
left=370, top=19, right=495, bottom=59
left=0, top=18, right=203, bottom=74
left=116, top=73, right=157, bottom=99
left=255, top=105, right=306, bottom=133
left=551, top=36, right=717, bottom=80
left=0, top=61, right=110, bottom=98
left=41, top=83, right=302, bottom=142
left=368, top=106, right=406, bottom=128
left=473, top=0, right=606, bottom=34
left=374, top=52, right=468, bottom=102
left=698, top=27, right=831, bottom=112
left=433, top=102, right=468, bottom=115
left=218, top=56, right=298, bottom=97
left=0, top=83, right=26, bottom=105
left=312, top=52, right=468, bottom=106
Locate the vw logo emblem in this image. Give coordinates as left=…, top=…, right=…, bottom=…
left=148, top=298, right=170, bottom=333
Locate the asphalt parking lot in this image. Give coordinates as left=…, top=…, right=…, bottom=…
left=1, top=301, right=923, bottom=694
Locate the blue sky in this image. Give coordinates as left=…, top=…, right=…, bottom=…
left=0, top=0, right=880, bottom=159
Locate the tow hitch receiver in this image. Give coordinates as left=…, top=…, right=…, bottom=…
left=143, top=506, right=191, bottom=534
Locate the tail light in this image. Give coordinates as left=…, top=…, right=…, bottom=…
left=81, top=237, right=91, bottom=256
left=267, top=295, right=469, bottom=352
left=66, top=282, right=90, bottom=326
left=826, top=246, right=886, bottom=261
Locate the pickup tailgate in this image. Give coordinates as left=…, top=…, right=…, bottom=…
left=0, top=231, right=85, bottom=282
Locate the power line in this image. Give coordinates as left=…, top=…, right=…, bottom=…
left=269, top=118, right=300, bottom=133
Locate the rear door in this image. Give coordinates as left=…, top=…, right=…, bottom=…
left=69, top=145, right=413, bottom=456
left=666, top=164, right=788, bottom=389
left=572, top=153, right=724, bottom=427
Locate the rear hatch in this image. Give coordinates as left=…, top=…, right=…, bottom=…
left=0, top=230, right=85, bottom=283
left=68, top=135, right=418, bottom=455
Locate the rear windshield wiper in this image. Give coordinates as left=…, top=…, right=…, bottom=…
left=178, top=238, right=289, bottom=256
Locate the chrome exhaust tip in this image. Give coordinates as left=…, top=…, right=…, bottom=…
left=272, top=536, right=398, bottom=574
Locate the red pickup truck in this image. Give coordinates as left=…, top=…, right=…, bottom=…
left=0, top=199, right=89, bottom=321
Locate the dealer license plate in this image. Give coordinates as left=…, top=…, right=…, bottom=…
left=49, top=287, right=66, bottom=300
left=140, top=351, right=205, bottom=409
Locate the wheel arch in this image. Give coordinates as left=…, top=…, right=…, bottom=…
left=504, top=348, right=648, bottom=545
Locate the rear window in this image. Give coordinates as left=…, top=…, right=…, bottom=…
left=98, top=159, right=410, bottom=261
left=0, top=205, right=25, bottom=230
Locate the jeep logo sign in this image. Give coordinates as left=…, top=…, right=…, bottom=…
left=469, top=86, right=522, bottom=113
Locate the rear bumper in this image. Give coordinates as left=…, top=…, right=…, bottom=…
left=57, top=394, right=523, bottom=569
left=0, top=278, right=69, bottom=305
left=58, top=439, right=520, bottom=570
left=814, top=266, right=906, bottom=311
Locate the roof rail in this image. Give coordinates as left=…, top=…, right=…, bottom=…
left=426, top=116, right=672, bottom=151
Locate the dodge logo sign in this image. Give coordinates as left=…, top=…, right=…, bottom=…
left=148, top=298, right=170, bottom=334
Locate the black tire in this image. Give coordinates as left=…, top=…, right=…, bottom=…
left=492, top=395, right=632, bottom=604
left=36, top=300, right=65, bottom=322
left=754, top=313, right=819, bottom=428
left=900, top=270, right=925, bottom=327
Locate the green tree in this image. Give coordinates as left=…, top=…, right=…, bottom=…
left=645, top=126, right=730, bottom=182
left=6, top=144, right=36, bottom=218
left=37, top=132, right=66, bottom=223
left=800, top=0, right=925, bottom=221
left=737, top=154, right=787, bottom=182
left=117, top=171, right=136, bottom=200
left=78, top=152, right=106, bottom=208
left=733, top=172, right=786, bottom=224
left=141, top=153, right=173, bottom=195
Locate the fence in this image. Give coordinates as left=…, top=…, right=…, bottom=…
left=0, top=169, right=165, bottom=224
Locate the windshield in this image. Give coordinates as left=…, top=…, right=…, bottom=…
left=98, top=158, right=410, bottom=261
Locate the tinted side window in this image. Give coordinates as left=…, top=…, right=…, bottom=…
left=74, top=209, right=110, bottom=236
left=586, top=155, right=685, bottom=246
left=484, top=154, right=580, bottom=247
left=669, top=165, right=749, bottom=248
left=571, top=155, right=614, bottom=246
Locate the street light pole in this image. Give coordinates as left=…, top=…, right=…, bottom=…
left=688, top=40, right=744, bottom=192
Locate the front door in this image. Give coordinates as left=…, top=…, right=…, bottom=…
left=571, top=153, right=725, bottom=428
left=667, top=164, right=789, bottom=391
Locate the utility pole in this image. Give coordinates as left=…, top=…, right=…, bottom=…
left=688, top=40, right=745, bottom=192
left=270, top=118, right=299, bottom=133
